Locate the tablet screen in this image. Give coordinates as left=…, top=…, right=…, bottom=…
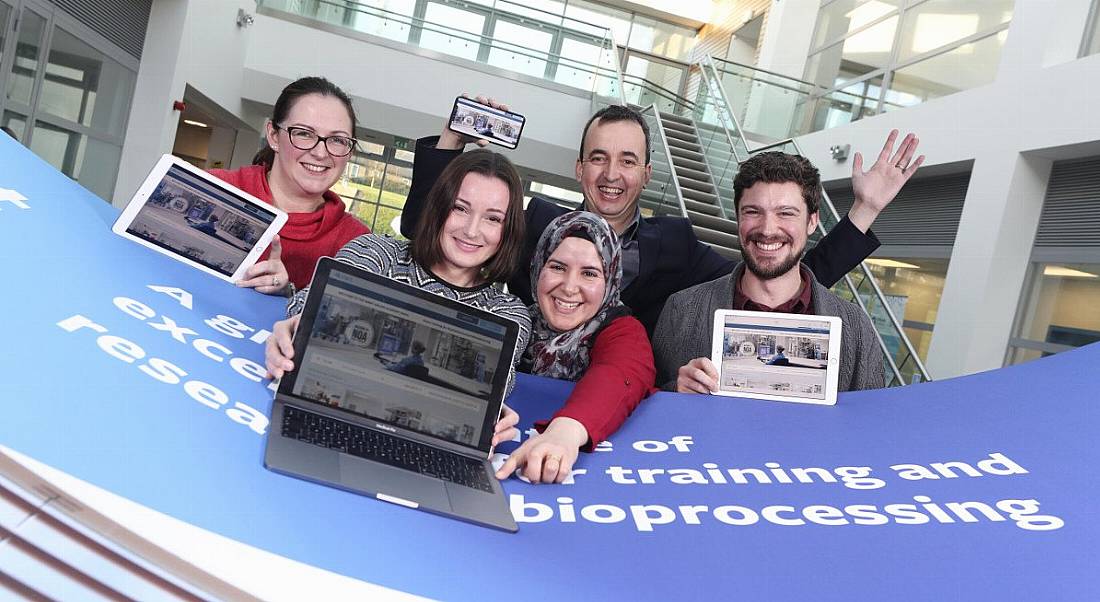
left=715, top=313, right=835, bottom=401
left=124, top=164, right=279, bottom=277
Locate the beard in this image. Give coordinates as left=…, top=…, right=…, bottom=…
left=742, top=235, right=805, bottom=280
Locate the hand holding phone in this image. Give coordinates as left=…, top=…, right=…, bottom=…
left=446, top=95, right=526, bottom=150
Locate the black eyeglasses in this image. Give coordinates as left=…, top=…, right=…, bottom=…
left=275, top=124, right=357, bottom=157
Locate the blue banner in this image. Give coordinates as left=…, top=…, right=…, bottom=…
left=1, top=134, right=1096, bottom=601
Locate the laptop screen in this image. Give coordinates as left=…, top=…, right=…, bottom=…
left=287, top=265, right=513, bottom=450
left=124, top=164, right=279, bottom=276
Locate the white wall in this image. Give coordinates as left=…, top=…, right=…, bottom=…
left=791, top=0, right=1098, bottom=379
left=242, top=13, right=591, bottom=179
left=113, top=0, right=256, bottom=204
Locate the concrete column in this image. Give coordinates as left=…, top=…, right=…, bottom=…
left=112, top=0, right=189, bottom=205
left=925, top=152, right=1053, bottom=378
left=1039, top=0, right=1094, bottom=68
left=740, top=0, right=821, bottom=140
left=755, top=0, right=820, bottom=79
left=113, top=0, right=255, bottom=204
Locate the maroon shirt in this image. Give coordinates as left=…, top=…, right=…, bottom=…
left=734, top=265, right=814, bottom=315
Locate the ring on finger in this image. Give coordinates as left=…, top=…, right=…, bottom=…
left=547, top=455, right=562, bottom=464
left=272, top=275, right=279, bottom=287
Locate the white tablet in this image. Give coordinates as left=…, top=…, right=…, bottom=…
left=710, top=310, right=843, bottom=405
left=112, top=155, right=288, bottom=283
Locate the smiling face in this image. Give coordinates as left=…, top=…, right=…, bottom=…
left=433, top=172, right=511, bottom=287
left=265, top=93, right=354, bottom=200
left=737, top=181, right=819, bottom=280
left=575, top=118, right=652, bottom=230
left=536, top=236, right=608, bottom=332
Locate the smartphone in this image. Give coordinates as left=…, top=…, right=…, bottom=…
left=448, top=96, right=526, bottom=150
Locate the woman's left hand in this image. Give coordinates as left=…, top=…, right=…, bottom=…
left=495, top=417, right=588, bottom=483
left=492, top=403, right=520, bottom=446
left=237, top=236, right=292, bottom=296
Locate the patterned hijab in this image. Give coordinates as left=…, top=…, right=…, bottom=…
left=521, top=211, right=629, bottom=381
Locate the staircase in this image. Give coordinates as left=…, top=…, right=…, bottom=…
left=636, top=107, right=741, bottom=261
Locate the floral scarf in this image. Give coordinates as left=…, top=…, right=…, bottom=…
left=521, top=211, right=629, bottom=381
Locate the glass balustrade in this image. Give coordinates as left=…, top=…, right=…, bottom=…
left=259, top=0, right=621, bottom=99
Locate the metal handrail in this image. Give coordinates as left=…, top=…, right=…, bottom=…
left=642, top=104, right=688, bottom=218
left=622, top=74, right=696, bottom=110
left=785, top=136, right=931, bottom=383
left=710, top=55, right=820, bottom=90
left=687, top=118, right=729, bottom=220
left=699, top=54, right=751, bottom=160
left=837, top=268, right=906, bottom=385
left=708, top=55, right=891, bottom=137
left=699, top=55, right=751, bottom=168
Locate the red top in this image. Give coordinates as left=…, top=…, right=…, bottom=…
left=208, top=165, right=370, bottom=288
left=534, top=315, right=656, bottom=451
left=734, top=265, right=814, bottom=314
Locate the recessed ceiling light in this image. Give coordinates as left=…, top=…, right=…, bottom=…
left=1043, top=266, right=1098, bottom=278
left=183, top=119, right=208, bottom=128
left=865, top=258, right=921, bottom=269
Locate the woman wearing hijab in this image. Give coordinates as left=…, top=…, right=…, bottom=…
left=497, top=212, right=655, bottom=484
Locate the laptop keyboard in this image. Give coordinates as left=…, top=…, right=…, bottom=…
left=280, top=406, right=493, bottom=493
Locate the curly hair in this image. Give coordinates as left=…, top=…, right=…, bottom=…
left=733, top=151, right=821, bottom=215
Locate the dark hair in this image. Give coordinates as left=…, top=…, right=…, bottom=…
left=252, top=76, right=358, bottom=168
left=578, top=105, right=651, bottom=165
left=733, top=151, right=821, bottom=216
left=411, top=149, right=526, bottom=284
left=411, top=341, right=426, bottom=354
left=0, top=125, right=15, bottom=139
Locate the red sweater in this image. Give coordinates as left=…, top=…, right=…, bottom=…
left=535, top=315, right=656, bottom=451
left=208, top=165, right=369, bottom=288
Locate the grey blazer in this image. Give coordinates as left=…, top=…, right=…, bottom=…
left=652, top=263, right=886, bottom=392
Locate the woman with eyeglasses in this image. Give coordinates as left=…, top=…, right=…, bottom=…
left=209, top=76, right=369, bottom=296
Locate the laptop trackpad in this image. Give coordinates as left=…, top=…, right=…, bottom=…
left=338, top=455, right=448, bottom=507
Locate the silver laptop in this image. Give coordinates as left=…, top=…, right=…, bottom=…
left=264, top=257, right=519, bottom=532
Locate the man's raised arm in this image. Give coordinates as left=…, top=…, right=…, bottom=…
left=802, top=129, right=924, bottom=287
left=399, top=94, right=511, bottom=239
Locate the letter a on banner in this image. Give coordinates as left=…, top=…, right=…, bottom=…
left=0, top=188, right=30, bottom=210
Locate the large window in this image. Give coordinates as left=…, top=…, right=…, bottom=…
left=0, top=1, right=137, bottom=201
left=864, top=257, right=949, bottom=363
left=331, top=141, right=415, bottom=238
left=488, top=18, right=554, bottom=77
left=267, top=0, right=699, bottom=93
left=1008, top=263, right=1100, bottom=365
left=805, top=0, right=1013, bottom=120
